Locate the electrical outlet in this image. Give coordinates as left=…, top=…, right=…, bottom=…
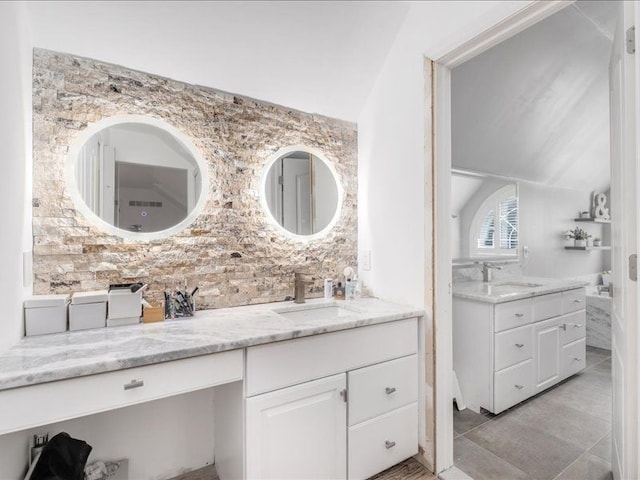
left=522, top=245, right=529, bottom=259
left=360, top=250, right=371, bottom=271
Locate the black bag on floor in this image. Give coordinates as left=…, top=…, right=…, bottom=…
left=30, top=432, right=92, bottom=480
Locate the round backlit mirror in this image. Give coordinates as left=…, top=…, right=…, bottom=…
left=66, top=115, right=208, bottom=240
left=261, top=146, right=342, bottom=239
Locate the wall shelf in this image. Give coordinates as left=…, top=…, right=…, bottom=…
left=573, top=218, right=611, bottom=224
left=565, top=246, right=611, bottom=251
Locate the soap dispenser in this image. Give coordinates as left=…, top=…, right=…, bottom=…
left=333, top=282, right=345, bottom=300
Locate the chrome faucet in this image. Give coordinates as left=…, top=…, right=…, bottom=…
left=481, top=263, right=503, bottom=282
left=294, top=272, right=313, bottom=304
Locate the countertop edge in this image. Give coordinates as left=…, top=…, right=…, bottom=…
left=0, top=300, right=425, bottom=391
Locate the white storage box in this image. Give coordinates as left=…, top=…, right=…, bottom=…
left=108, top=288, right=142, bottom=325
left=107, top=316, right=140, bottom=327
left=24, top=294, right=69, bottom=336
left=69, top=290, right=108, bottom=331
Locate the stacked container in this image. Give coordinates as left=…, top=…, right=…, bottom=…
left=24, top=294, right=69, bottom=336
left=69, top=290, right=108, bottom=331
left=107, top=286, right=142, bottom=327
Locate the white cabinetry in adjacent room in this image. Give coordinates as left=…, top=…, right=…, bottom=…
left=245, top=374, right=347, bottom=480
left=453, top=288, right=586, bottom=414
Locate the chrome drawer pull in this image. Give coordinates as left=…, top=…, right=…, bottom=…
left=560, top=324, right=567, bottom=331
left=124, top=379, right=144, bottom=390
left=515, top=384, right=524, bottom=390
left=515, top=343, right=524, bottom=348
left=514, top=313, right=524, bottom=318
left=573, top=299, right=582, bottom=303
left=385, top=440, right=396, bottom=449
left=385, top=387, right=397, bottom=395
left=572, top=357, right=582, bottom=361
left=574, top=324, right=583, bottom=328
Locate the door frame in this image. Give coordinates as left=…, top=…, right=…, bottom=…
left=430, top=0, right=581, bottom=473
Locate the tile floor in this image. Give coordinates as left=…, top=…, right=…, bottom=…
left=453, top=346, right=612, bottom=480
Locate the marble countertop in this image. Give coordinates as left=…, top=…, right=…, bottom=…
left=453, top=276, right=589, bottom=304
left=0, top=298, right=423, bottom=391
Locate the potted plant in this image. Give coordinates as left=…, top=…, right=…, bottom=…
left=569, top=227, right=591, bottom=247
left=593, top=237, right=602, bottom=247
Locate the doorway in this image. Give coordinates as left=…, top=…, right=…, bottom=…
left=431, top=1, right=637, bottom=478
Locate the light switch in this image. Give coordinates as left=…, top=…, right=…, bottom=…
left=361, top=250, right=371, bottom=271
left=522, top=246, right=529, bottom=259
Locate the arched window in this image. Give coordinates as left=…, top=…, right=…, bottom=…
left=470, top=184, right=518, bottom=257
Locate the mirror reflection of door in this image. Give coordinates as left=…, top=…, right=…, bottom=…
left=75, top=122, right=202, bottom=233
left=265, top=151, right=339, bottom=236
left=283, top=153, right=312, bottom=235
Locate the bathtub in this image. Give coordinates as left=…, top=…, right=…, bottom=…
left=585, top=286, right=611, bottom=350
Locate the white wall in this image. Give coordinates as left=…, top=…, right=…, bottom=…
left=358, top=0, right=532, bottom=308
left=357, top=0, right=534, bottom=467
left=519, top=182, right=608, bottom=279
left=0, top=1, right=32, bottom=353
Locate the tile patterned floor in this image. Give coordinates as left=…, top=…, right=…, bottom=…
left=453, top=346, right=612, bottom=480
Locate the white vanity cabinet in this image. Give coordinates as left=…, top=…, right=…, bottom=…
left=453, top=288, right=586, bottom=414
left=245, top=374, right=347, bottom=480
left=238, top=318, right=419, bottom=480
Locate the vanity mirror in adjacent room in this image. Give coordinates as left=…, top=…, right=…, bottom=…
left=451, top=169, right=519, bottom=263
left=262, top=146, right=341, bottom=238
left=66, top=115, right=208, bottom=239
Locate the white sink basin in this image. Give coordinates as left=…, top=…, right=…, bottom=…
left=274, top=303, right=358, bottom=322
left=482, top=282, right=543, bottom=296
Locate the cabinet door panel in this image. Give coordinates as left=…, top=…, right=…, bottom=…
left=561, top=338, right=587, bottom=378
left=495, top=298, right=533, bottom=332
left=562, top=288, right=586, bottom=314
left=348, top=403, right=418, bottom=480
left=533, top=293, right=563, bottom=322
left=493, top=360, right=533, bottom=413
left=494, top=324, right=533, bottom=371
left=560, top=310, right=586, bottom=345
left=348, top=355, right=418, bottom=425
left=246, top=374, right=347, bottom=480
left=534, top=317, right=561, bottom=393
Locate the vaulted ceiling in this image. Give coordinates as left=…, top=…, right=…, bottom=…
left=25, top=1, right=410, bottom=122
left=452, top=1, right=617, bottom=192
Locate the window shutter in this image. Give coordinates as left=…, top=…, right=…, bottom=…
left=477, top=210, right=495, bottom=248
left=499, top=196, right=518, bottom=249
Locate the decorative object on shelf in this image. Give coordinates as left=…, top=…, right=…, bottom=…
left=592, top=192, right=610, bottom=220
left=563, top=230, right=574, bottom=247
left=602, top=270, right=612, bottom=286
left=579, top=210, right=591, bottom=219
left=593, top=237, right=602, bottom=247
left=569, top=227, right=591, bottom=247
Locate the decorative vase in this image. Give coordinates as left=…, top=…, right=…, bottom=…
left=575, top=239, right=587, bottom=247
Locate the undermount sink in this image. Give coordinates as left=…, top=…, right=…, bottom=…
left=482, top=281, right=543, bottom=295
left=492, top=281, right=543, bottom=288
left=274, top=303, right=358, bottom=321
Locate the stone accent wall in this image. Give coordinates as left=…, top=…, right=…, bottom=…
left=32, top=49, right=357, bottom=308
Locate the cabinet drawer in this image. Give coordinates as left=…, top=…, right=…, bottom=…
left=494, top=298, right=533, bottom=332
left=0, top=350, right=243, bottom=436
left=533, top=293, right=563, bottom=322
left=494, top=359, right=533, bottom=413
left=246, top=319, right=417, bottom=396
left=561, top=338, right=586, bottom=378
left=562, top=289, right=586, bottom=314
left=560, top=311, right=586, bottom=345
left=495, top=325, right=533, bottom=371
left=348, top=355, right=418, bottom=426
left=348, top=403, right=418, bottom=480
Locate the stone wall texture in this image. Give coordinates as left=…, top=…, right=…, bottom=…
left=32, top=49, right=357, bottom=308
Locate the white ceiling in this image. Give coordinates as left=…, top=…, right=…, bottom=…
left=451, top=1, right=617, bottom=192
left=26, top=1, right=410, bottom=122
